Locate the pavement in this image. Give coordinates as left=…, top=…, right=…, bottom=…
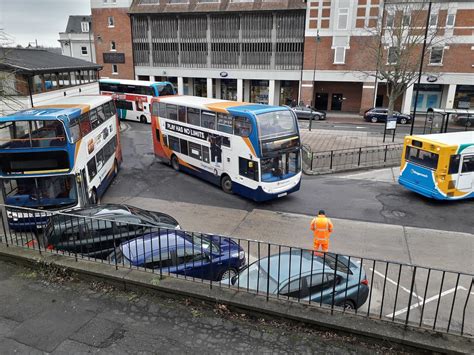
left=0, top=259, right=415, bottom=354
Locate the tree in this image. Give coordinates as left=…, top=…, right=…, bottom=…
left=358, top=0, right=448, bottom=118
left=0, top=29, right=24, bottom=115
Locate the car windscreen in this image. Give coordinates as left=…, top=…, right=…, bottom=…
left=405, top=146, right=439, bottom=170
left=237, top=261, right=278, bottom=293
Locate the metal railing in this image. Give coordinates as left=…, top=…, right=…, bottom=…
left=302, top=144, right=403, bottom=174
left=0, top=204, right=472, bottom=337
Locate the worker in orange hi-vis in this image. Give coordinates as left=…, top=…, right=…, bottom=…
left=310, top=210, right=334, bottom=253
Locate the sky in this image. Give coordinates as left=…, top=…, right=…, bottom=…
left=0, top=0, right=91, bottom=47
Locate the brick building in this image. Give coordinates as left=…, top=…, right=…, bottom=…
left=90, top=0, right=474, bottom=113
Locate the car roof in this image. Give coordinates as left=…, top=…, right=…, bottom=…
left=255, top=250, right=345, bottom=283
left=68, top=204, right=132, bottom=217
left=121, top=231, right=194, bottom=264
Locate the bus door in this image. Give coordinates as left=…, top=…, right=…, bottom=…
left=77, top=169, right=89, bottom=206
left=457, top=155, right=474, bottom=191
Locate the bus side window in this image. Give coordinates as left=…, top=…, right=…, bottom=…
left=159, top=103, right=167, bottom=118
left=201, top=111, right=216, bottom=129
left=234, top=117, right=252, bottom=137
left=166, top=104, right=178, bottom=121
left=187, top=108, right=201, bottom=126
left=217, top=113, right=233, bottom=134
left=109, top=101, right=116, bottom=115
left=79, top=113, right=92, bottom=136
left=178, top=106, right=186, bottom=123
left=103, top=102, right=112, bottom=118
left=462, top=155, right=474, bottom=173
left=239, top=157, right=259, bottom=181
left=87, top=158, right=97, bottom=181
left=69, top=117, right=81, bottom=142
left=90, top=109, right=100, bottom=129
left=151, top=102, right=160, bottom=117
left=448, top=155, right=461, bottom=174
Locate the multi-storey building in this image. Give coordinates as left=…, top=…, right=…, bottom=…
left=58, top=15, right=96, bottom=63
left=91, top=0, right=474, bottom=113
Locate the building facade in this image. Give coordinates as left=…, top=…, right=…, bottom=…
left=91, top=0, right=474, bottom=113
left=58, top=15, right=96, bottom=63
left=91, top=0, right=135, bottom=79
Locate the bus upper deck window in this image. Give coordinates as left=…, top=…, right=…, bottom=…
left=448, top=154, right=461, bottom=174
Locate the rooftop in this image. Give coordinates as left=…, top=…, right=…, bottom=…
left=0, top=47, right=101, bottom=75
left=64, top=15, right=92, bottom=34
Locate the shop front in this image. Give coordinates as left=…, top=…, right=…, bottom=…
left=250, top=80, right=269, bottom=104
left=454, top=85, right=473, bottom=109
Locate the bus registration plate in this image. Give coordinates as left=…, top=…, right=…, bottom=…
left=278, top=192, right=287, bottom=198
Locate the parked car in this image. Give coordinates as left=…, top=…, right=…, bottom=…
left=109, top=230, right=246, bottom=281
left=44, top=204, right=180, bottom=259
left=290, top=105, right=326, bottom=120
left=363, top=108, right=411, bottom=124
left=228, top=250, right=369, bottom=309
left=453, top=114, right=473, bottom=127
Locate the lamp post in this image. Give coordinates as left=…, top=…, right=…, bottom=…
left=311, top=30, right=321, bottom=107
left=410, top=1, right=432, bottom=135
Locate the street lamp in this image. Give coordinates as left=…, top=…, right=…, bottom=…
left=310, top=30, right=321, bottom=107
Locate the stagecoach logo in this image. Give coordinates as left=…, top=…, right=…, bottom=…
left=411, top=169, right=428, bottom=178
left=165, top=122, right=208, bottom=141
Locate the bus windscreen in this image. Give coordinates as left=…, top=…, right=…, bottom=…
left=257, top=110, right=297, bottom=140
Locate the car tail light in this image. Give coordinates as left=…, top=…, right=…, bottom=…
left=361, top=279, right=369, bottom=286
left=46, top=244, right=55, bottom=250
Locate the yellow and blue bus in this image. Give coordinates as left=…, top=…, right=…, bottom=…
left=399, top=131, right=474, bottom=200
left=0, top=96, right=122, bottom=229
left=151, top=96, right=301, bottom=201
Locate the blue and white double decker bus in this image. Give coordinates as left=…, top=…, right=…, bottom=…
left=151, top=96, right=301, bottom=201
left=0, top=96, right=122, bottom=229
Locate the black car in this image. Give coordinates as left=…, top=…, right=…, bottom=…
left=363, top=108, right=411, bottom=124
left=44, top=204, right=180, bottom=259
left=453, top=114, right=473, bottom=127
left=290, top=105, right=326, bottom=120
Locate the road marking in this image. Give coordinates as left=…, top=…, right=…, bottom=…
left=386, top=286, right=468, bottom=318
left=370, top=268, right=424, bottom=301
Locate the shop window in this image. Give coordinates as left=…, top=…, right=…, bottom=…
left=239, top=157, right=259, bottom=181
left=429, top=47, right=443, bottom=65
left=187, top=107, right=201, bottom=126
left=334, top=47, right=345, bottom=64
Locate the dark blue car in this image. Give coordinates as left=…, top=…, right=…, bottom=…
left=110, top=230, right=246, bottom=281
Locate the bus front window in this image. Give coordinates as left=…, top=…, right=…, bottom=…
left=0, top=120, right=66, bottom=149
left=257, top=110, right=297, bottom=140
left=261, top=151, right=300, bottom=182
left=3, top=176, right=78, bottom=209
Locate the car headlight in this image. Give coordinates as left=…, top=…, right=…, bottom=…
left=239, top=251, right=245, bottom=260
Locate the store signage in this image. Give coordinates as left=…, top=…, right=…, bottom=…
left=426, top=75, right=438, bottom=83
left=220, top=71, right=228, bottom=78
left=103, top=53, right=125, bottom=64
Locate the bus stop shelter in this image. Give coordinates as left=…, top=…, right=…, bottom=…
left=425, top=108, right=474, bottom=134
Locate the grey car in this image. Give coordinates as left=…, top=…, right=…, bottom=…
left=290, top=105, right=326, bottom=120
left=229, top=250, right=369, bottom=309
left=454, top=114, right=473, bottom=127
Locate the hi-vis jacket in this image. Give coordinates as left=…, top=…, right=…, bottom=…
left=310, top=215, right=334, bottom=241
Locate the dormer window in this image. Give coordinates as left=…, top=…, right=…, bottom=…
left=81, top=21, right=89, bottom=33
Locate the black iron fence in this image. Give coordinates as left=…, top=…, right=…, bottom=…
left=0, top=204, right=472, bottom=337
left=302, top=144, right=403, bottom=174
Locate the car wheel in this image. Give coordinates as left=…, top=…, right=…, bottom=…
left=370, top=117, right=378, bottom=123
left=341, top=300, right=356, bottom=310
left=140, top=115, right=147, bottom=124
left=400, top=118, right=407, bottom=124
left=221, top=175, right=233, bottom=194
left=218, top=268, right=237, bottom=281
left=171, top=155, right=180, bottom=171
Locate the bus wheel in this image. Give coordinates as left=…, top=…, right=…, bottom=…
left=90, top=189, right=98, bottom=205
left=221, top=175, right=233, bottom=194
left=140, top=115, right=147, bottom=124
left=171, top=155, right=180, bottom=171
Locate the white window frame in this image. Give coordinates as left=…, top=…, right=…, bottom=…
left=429, top=47, right=444, bottom=65
left=386, top=13, right=394, bottom=28
left=337, top=8, right=349, bottom=30
left=110, top=41, right=116, bottom=51
left=81, top=22, right=89, bottom=33
left=334, top=47, right=346, bottom=64
left=108, top=16, right=115, bottom=28
left=402, top=13, right=411, bottom=27
left=429, top=13, right=438, bottom=27
left=446, top=14, right=455, bottom=28
left=112, top=64, right=118, bottom=75
left=81, top=46, right=88, bottom=56
left=387, top=47, right=398, bottom=65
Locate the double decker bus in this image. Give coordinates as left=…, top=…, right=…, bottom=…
left=0, top=96, right=122, bottom=229
left=399, top=131, right=474, bottom=200
left=151, top=96, right=301, bottom=201
left=99, top=79, right=176, bottom=124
